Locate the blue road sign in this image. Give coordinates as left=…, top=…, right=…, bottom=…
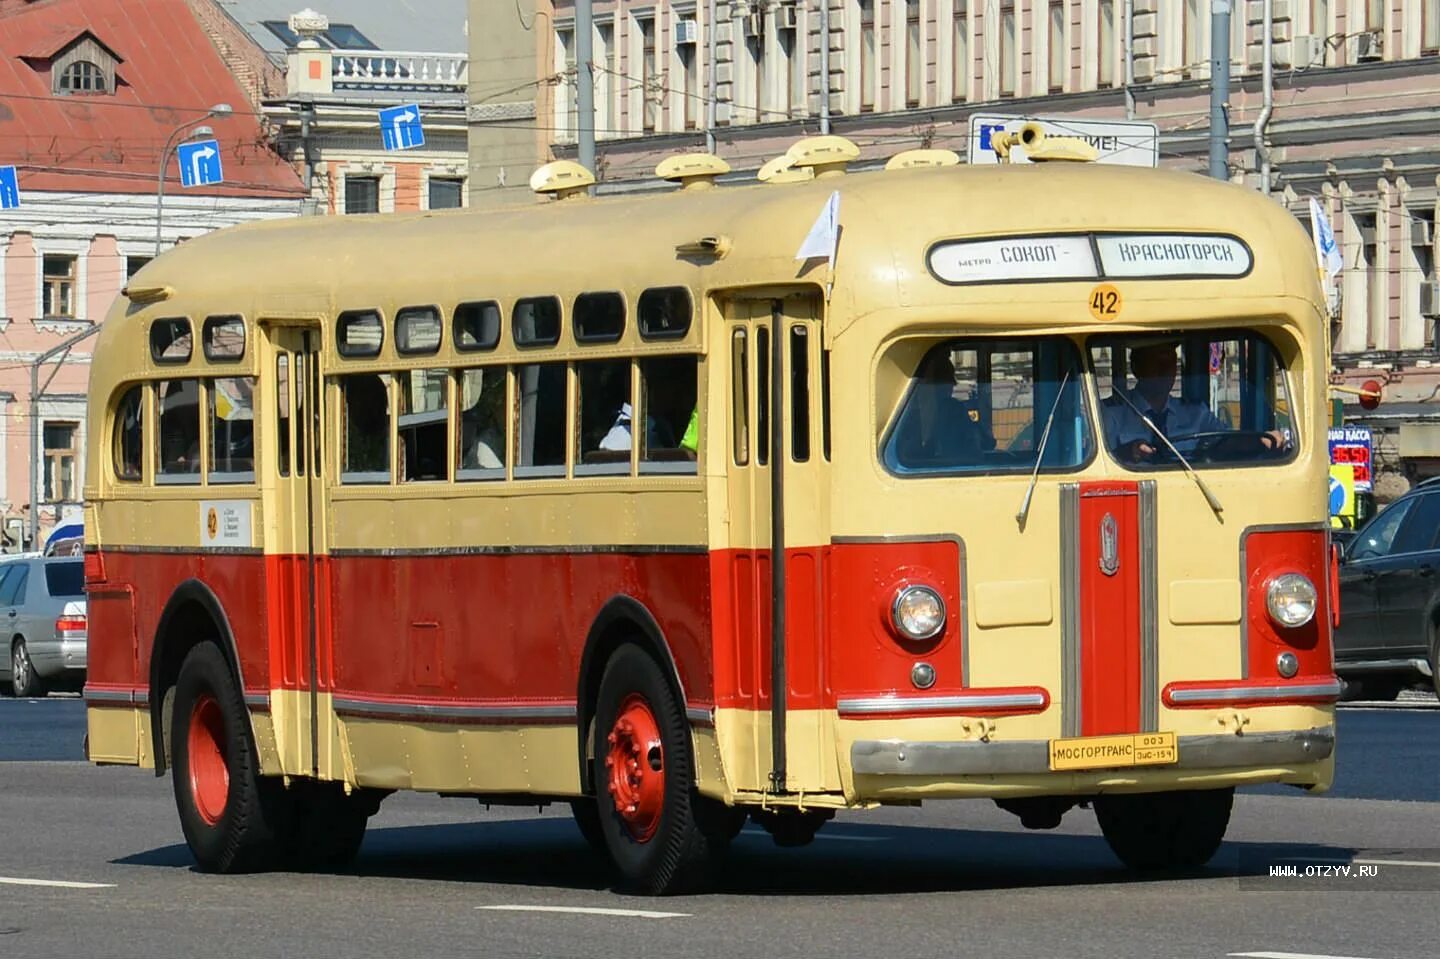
left=379, top=104, right=425, bottom=151
left=0, top=166, right=20, bottom=209
left=978, top=123, right=1005, bottom=153
left=177, top=139, right=224, bottom=188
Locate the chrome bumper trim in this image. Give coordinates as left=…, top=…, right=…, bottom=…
left=1338, top=658, right=1433, bottom=678
left=837, top=692, right=1048, bottom=716
left=333, top=697, right=577, bottom=722
left=1168, top=681, right=1342, bottom=704
left=851, top=726, right=1335, bottom=776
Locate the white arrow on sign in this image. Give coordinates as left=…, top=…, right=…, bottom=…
left=190, top=145, right=217, bottom=185
left=390, top=110, right=415, bottom=148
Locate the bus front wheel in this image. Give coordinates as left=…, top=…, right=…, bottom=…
left=1093, top=787, right=1234, bottom=871
left=170, top=641, right=289, bottom=873
left=590, top=643, right=710, bottom=895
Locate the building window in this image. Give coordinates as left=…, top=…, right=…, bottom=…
left=1098, top=0, right=1116, bottom=88
left=1364, top=0, right=1382, bottom=31
left=1424, top=0, right=1439, bottom=53
left=597, top=22, right=616, bottom=134
left=679, top=43, right=699, bottom=129
left=1048, top=1, right=1065, bottom=91
left=952, top=1, right=969, bottom=101
left=906, top=0, right=923, bottom=107
left=746, top=28, right=764, bottom=122
left=639, top=16, right=658, bottom=132
left=126, top=256, right=151, bottom=280
left=344, top=176, right=379, bottom=214
left=43, top=255, right=77, bottom=318
left=778, top=19, right=798, bottom=119
left=57, top=60, right=106, bottom=95
left=555, top=26, right=577, bottom=140
left=1000, top=2, right=1017, bottom=97
left=1183, top=0, right=1204, bottom=77
left=860, top=0, right=877, bottom=110
left=428, top=177, right=463, bottom=209
left=43, top=423, right=79, bottom=503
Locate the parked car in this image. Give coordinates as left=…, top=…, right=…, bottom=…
left=1335, top=480, right=1440, bottom=700
left=0, top=555, right=87, bottom=697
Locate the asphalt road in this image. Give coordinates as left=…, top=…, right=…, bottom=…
left=1, top=698, right=1437, bottom=958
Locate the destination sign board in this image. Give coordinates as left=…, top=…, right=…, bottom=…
left=928, top=233, right=1253, bottom=285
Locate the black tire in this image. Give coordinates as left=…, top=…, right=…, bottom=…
left=171, top=642, right=291, bottom=873
left=1363, top=679, right=1405, bottom=702
left=569, top=797, right=608, bottom=855
left=11, top=638, right=47, bottom=698
left=1094, top=788, right=1234, bottom=871
left=590, top=642, right=710, bottom=895
left=284, top=783, right=380, bottom=869
left=694, top=796, right=749, bottom=852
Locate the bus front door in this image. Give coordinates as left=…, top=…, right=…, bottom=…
left=261, top=322, right=336, bottom=782
left=724, top=292, right=835, bottom=796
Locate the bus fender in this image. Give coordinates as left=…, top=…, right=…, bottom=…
left=148, top=579, right=247, bottom=775
left=575, top=595, right=691, bottom=792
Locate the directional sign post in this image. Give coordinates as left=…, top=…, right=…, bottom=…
left=0, top=165, right=20, bottom=209
left=177, top=139, right=224, bottom=188
left=379, top=104, right=425, bottom=151
left=968, top=115, right=1160, bottom=167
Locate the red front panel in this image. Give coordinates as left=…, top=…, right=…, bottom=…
left=1243, top=528, right=1333, bottom=680
left=1077, top=483, right=1142, bottom=736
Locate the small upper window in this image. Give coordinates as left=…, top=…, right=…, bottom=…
left=455, top=301, right=501, bottom=351
left=337, top=310, right=384, bottom=357
left=57, top=60, right=106, bottom=95
left=151, top=318, right=192, bottom=363
left=574, top=292, right=626, bottom=343
left=113, top=385, right=144, bottom=482
left=203, top=316, right=246, bottom=361
left=396, top=306, right=443, bottom=355
left=514, top=296, right=562, bottom=347
left=638, top=287, right=693, bottom=339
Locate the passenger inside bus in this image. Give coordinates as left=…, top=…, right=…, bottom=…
left=889, top=351, right=995, bottom=467
left=1099, top=338, right=1289, bottom=465
left=596, top=357, right=699, bottom=461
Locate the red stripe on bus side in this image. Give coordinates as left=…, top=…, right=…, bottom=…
left=1077, top=483, right=1142, bottom=736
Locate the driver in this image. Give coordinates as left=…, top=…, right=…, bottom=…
left=1104, top=343, right=1280, bottom=463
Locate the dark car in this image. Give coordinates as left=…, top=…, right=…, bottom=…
left=1335, top=481, right=1440, bottom=700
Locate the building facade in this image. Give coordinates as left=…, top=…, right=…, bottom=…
left=0, top=0, right=306, bottom=549
left=469, top=0, right=1440, bottom=492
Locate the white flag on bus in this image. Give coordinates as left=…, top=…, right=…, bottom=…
left=795, top=190, right=841, bottom=268
left=1308, top=197, right=1342, bottom=281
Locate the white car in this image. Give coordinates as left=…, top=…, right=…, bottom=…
left=0, top=555, right=87, bottom=697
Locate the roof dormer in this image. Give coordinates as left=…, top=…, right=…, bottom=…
left=36, top=30, right=124, bottom=96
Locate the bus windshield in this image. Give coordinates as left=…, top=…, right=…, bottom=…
left=883, top=337, right=1092, bottom=476
left=1091, top=330, right=1294, bottom=469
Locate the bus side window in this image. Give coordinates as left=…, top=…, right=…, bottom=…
left=640, top=355, right=698, bottom=474
left=397, top=369, right=449, bottom=482
left=156, top=379, right=202, bottom=483
left=577, top=358, right=632, bottom=475
left=340, top=373, right=392, bottom=484
left=790, top=326, right=810, bottom=463
left=276, top=355, right=290, bottom=477
left=821, top=348, right=832, bottom=461
left=209, top=376, right=256, bottom=483
left=113, top=385, right=144, bottom=481
left=457, top=367, right=506, bottom=479
left=731, top=329, right=749, bottom=466
left=515, top=362, right=566, bottom=478
left=756, top=326, right=770, bottom=466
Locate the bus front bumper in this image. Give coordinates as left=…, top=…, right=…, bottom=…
left=851, top=726, right=1334, bottom=777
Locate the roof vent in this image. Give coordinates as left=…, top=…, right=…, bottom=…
left=530, top=160, right=595, bottom=199
left=656, top=152, right=731, bottom=190
left=990, top=123, right=1099, bottom=163
left=885, top=148, right=961, bottom=171
left=757, top=153, right=815, bottom=185
left=787, top=135, right=859, bottom=178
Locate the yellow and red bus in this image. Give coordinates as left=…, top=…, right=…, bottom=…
left=85, top=135, right=1337, bottom=894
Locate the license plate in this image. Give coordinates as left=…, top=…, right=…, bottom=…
left=1047, top=731, right=1178, bottom=771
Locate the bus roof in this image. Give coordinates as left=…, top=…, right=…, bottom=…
left=119, top=162, right=1321, bottom=340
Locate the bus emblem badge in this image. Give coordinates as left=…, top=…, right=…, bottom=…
left=1099, top=513, right=1119, bottom=576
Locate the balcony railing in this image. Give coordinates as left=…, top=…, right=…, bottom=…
left=333, top=52, right=468, bottom=92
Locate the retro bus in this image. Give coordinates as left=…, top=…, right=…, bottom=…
left=84, top=133, right=1338, bottom=894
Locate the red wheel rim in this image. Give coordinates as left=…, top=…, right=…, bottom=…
left=605, top=693, right=665, bottom=842
left=187, top=693, right=229, bottom=826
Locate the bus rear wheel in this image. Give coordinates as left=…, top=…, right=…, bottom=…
left=171, top=642, right=289, bottom=873
left=1093, top=787, right=1234, bottom=871
left=591, top=643, right=709, bottom=895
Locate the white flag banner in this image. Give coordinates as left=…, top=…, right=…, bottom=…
left=795, top=190, right=841, bottom=268
left=1309, top=197, right=1342, bottom=281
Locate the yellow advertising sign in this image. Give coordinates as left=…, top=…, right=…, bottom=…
left=1048, top=732, right=1177, bottom=771
left=1328, top=464, right=1355, bottom=521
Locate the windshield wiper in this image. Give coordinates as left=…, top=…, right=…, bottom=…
left=1110, top=389, right=1225, bottom=520
left=1016, top=369, right=1071, bottom=530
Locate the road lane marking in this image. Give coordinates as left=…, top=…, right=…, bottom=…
left=1271, top=857, right=1440, bottom=869
left=1230, top=952, right=1386, bottom=959
left=478, top=905, right=689, bottom=919
left=0, top=877, right=115, bottom=890
left=738, top=830, right=885, bottom=843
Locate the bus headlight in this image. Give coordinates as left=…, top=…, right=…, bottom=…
left=1266, top=573, right=1317, bottom=628
left=892, top=586, right=946, bottom=641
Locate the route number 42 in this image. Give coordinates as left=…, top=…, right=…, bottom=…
left=1088, top=283, right=1123, bottom=321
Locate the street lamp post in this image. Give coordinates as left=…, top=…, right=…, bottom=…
left=154, top=103, right=233, bottom=257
